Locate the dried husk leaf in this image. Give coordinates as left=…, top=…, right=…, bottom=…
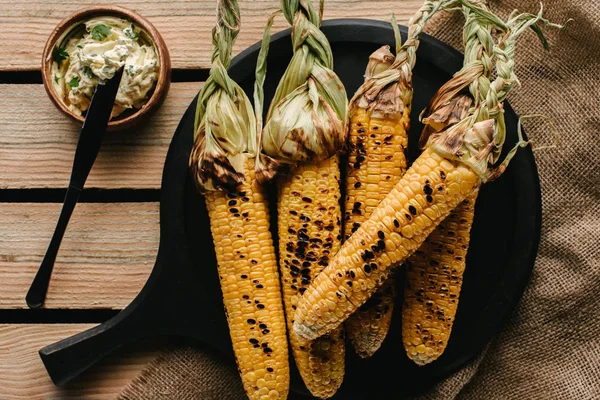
left=421, top=1, right=565, bottom=182
left=364, top=45, right=395, bottom=81
left=190, top=72, right=257, bottom=193
left=262, top=73, right=344, bottom=164
left=349, top=0, right=465, bottom=125
left=350, top=68, right=404, bottom=117
left=189, top=0, right=257, bottom=193
left=256, top=0, right=347, bottom=181
left=420, top=94, right=473, bottom=148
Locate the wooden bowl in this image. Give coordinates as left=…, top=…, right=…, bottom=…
left=41, top=5, right=171, bottom=131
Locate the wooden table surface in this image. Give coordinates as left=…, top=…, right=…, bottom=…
left=0, top=1, right=423, bottom=398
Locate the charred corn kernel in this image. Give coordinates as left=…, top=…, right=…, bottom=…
left=402, top=192, right=477, bottom=365
left=343, top=106, right=409, bottom=357
left=205, top=158, right=289, bottom=400
left=293, top=148, right=481, bottom=340
left=278, top=155, right=344, bottom=398
left=344, top=108, right=409, bottom=239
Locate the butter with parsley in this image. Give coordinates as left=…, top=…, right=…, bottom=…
left=51, top=17, right=159, bottom=119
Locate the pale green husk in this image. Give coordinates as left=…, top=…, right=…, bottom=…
left=262, top=63, right=345, bottom=163
left=255, top=0, right=347, bottom=179
left=189, top=0, right=258, bottom=193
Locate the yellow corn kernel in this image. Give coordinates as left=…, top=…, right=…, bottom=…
left=343, top=106, right=410, bottom=357
left=293, top=148, right=481, bottom=340
left=344, top=107, right=409, bottom=239
left=402, top=192, right=478, bottom=365
left=205, top=158, right=289, bottom=400
left=278, top=155, right=344, bottom=398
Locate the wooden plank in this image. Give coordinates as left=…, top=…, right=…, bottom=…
left=0, top=82, right=198, bottom=189
left=0, top=324, right=157, bottom=399
left=0, top=202, right=159, bottom=310
left=0, top=0, right=423, bottom=71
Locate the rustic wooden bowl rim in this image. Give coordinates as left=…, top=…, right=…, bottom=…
left=41, top=5, right=171, bottom=130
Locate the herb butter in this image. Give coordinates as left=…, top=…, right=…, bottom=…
left=51, top=17, right=159, bottom=119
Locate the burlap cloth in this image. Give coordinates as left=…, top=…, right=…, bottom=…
left=118, top=0, right=600, bottom=398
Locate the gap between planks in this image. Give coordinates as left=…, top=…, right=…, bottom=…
left=0, top=0, right=424, bottom=71
left=0, top=202, right=159, bottom=310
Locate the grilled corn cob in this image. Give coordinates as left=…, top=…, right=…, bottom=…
left=254, top=1, right=347, bottom=397
left=344, top=274, right=396, bottom=358
left=402, top=2, right=495, bottom=365
left=278, top=156, right=344, bottom=398
left=344, top=71, right=405, bottom=358
left=401, top=94, right=476, bottom=366
left=344, top=1, right=460, bottom=357
left=204, top=158, right=289, bottom=399
left=189, top=2, right=289, bottom=398
left=296, top=147, right=481, bottom=340
left=293, top=2, right=561, bottom=340
left=402, top=192, right=476, bottom=364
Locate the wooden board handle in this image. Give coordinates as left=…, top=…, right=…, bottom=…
left=39, top=308, right=147, bottom=386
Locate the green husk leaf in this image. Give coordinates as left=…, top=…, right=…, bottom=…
left=258, top=0, right=347, bottom=179
left=311, top=63, right=347, bottom=123
left=189, top=0, right=256, bottom=193
left=262, top=74, right=344, bottom=164
left=268, top=47, right=315, bottom=118
left=254, top=11, right=279, bottom=136
left=191, top=66, right=256, bottom=193
left=253, top=11, right=288, bottom=183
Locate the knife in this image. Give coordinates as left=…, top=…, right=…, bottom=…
left=26, top=67, right=125, bottom=309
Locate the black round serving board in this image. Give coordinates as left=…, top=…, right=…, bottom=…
left=167, top=19, right=542, bottom=399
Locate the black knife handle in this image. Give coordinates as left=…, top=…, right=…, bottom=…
left=26, top=188, right=81, bottom=308
left=26, top=67, right=124, bottom=309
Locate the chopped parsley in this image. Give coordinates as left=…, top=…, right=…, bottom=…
left=125, top=64, right=139, bottom=76
left=54, top=75, right=60, bottom=84
left=52, top=46, right=69, bottom=64
left=83, top=67, right=94, bottom=79
left=90, top=24, right=111, bottom=41
left=67, top=76, right=80, bottom=88
left=124, top=24, right=139, bottom=40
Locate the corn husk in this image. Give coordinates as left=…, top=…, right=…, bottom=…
left=255, top=0, right=347, bottom=180
left=190, top=80, right=256, bottom=192
left=349, top=1, right=465, bottom=122
left=189, top=0, right=258, bottom=193
left=261, top=64, right=345, bottom=164
left=421, top=2, right=566, bottom=182
left=365, top=45, right=395, bottom=80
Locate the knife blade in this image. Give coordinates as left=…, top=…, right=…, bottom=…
left=26, top=67, right=125, bottom=309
